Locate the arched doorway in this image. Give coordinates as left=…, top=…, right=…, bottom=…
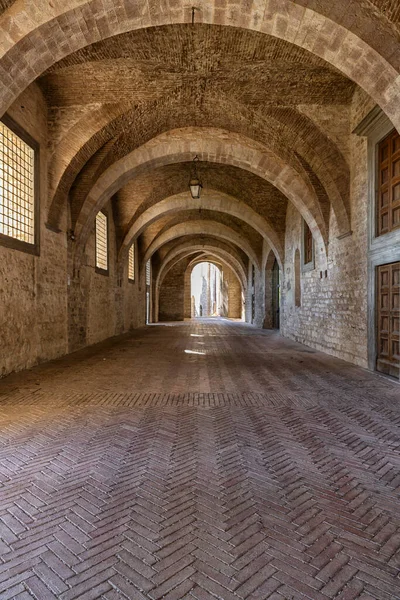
left=264, top=253, right=281, bottom=329
left=191, top=262, right=222, bottom=318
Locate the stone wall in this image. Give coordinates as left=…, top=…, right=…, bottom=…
left=280, top=94, right=370, bottom=367
left=0, top=84, right=69, bottom=376
left=223, top=265, right=242, bottom=319
left=159, top=260, right=187, bottom=321
left=0, top=87, right=144, bottom=377
left=68, top=206, right=145, bottom=353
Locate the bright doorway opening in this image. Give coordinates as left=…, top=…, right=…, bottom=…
left=191, top=262, right=222, bottom=318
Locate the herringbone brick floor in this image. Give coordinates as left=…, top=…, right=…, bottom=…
left=0, top=319, right=400, bottom=599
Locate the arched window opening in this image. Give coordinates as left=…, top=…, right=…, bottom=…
left=191, top=262, right=222, bottom=318
left=264, top=255, right=280, bottom=329
left=295, top=249, right=301, bottom=308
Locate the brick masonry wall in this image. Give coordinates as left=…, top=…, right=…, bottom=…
left=159, top=259, right=188, bottom=321
left=0, top=87, right=144, bottom=376
left=280, top=95, right=370, bottom=367
left=0, top=84, right=69, bottom=376
left=68, top=203, right=144, bottom=352
left=223, top=265, right=242, bottom=318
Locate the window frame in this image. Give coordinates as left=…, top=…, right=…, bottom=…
left=301, top=219, right=314, bottom=272
left=95, top=210, right=109, bottom=275
left=128, top=243, right=135, bottom=283
left=0, top=114, right=40, bottom=256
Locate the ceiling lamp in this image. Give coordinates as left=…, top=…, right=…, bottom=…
left=189, top=155, right=202, bottom=199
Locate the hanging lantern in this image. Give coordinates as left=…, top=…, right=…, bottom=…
left=189, top=155, right=202, bottom=199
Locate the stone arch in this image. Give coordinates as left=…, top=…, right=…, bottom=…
left=154, top=238, right=247, bottom=323
left=1, top=0, right=400, bottom=130
left=186, top=255, right=243, bottom=320
left=157, top=244, right=247, bottom=294
left=47, top=101, right=132, bottom=213
left=72, top=128, right=328, bottom=267
left=157, top=251, right=244, bottom=321
left=119, top=190, right=284, bottom=268
left=141, top=221, right=260, bottom=272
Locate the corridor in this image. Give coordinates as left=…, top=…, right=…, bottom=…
left=0, top=320, right=399, bottom=599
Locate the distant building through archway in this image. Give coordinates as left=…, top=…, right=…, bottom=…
left=191, top=262, right=222, bottom=318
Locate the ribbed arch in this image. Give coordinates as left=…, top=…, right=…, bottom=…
left=1, top=0, right=400, bottom=127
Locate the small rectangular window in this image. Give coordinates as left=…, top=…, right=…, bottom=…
left=377, top=129, right=400, bottom=236
left=303, top=221, right=313, bottom=265
left=0, top=117, right=38, bottom=252
left=95, top=211, right=108, bottom=272
left=128, top=244, right=135, bottom=281
left=146, top=259, right=151, bottom=286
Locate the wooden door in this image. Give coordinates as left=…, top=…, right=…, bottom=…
left=378, top=130, right=400, bottom=236
left=377, top=262, right=400, bottom=378
left=251, top=264, right=255, bottom=323
left=272, top=259, right=280, bottom=329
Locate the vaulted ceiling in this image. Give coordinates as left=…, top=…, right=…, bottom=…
left=2, top=1, right=394, bottom=276
left=23, top=23, right=360, bottom=273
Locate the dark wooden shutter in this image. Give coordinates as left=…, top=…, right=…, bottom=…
left=377, top=130, right=400, bottom=236
left=272, top=259, right=280, bottom=329
left=377, top=262, right=400, bottom=378
left=304, top=222, right=313, bottom=264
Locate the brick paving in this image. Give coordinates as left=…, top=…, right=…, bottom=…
left=0, top=319, right=400, bottom=599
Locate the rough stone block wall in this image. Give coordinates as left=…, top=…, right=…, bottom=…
left=0, top=84, right=69, bottom=376
left=0, top=88, right=143, bottom=377
left=68, top=204, right=144, bottom=352
left=280, top=98, right=369, bottom=367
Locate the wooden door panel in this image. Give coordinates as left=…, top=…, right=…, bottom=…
left=377, top=262, right=400, bottom=378
left=378, top=130, right=400, bottom=235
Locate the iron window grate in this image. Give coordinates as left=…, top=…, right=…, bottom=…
left=0, top=121, right=35, bottom=244
left=128, top=244, right=135, bottom=281
left=95, top=212, right=108, bottom=271
left=146, top=259, right=151, bottom=285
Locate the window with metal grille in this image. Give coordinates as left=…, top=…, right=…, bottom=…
left=378, top=129, right=400, bottom=236
left=146, top=259, right=151, bottom=286
left=0, top=118, right=37, bottom=250
left=303, top=221, right=313, bottom=265
left=128, top=244, right=135, bottom=281
left=95, top=212, right=108, bottom=272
